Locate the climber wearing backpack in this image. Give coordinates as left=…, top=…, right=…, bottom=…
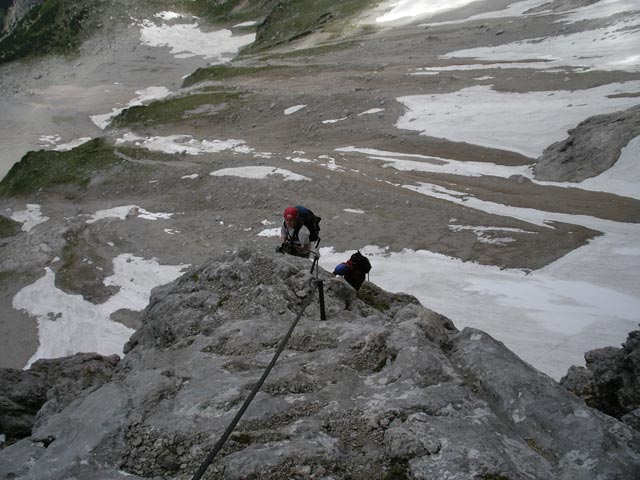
left=277, top=206, right=321, bottom=258
left=333, top=251, right=372, bottom=291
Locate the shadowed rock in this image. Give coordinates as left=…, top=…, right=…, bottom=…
left=0, top=353, right=119, bottom=442
left=1, top=251, right=638, bottom=480
left=561, top=328, right=640, bottom=431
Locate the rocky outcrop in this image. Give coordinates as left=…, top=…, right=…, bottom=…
left=0, top=251, right=639, bottom=479
left=534, top=105, right=640, bottom=182
left=1, top=0, right=42, bottom=36
left=561, top=328, right=640, bottom=431
left=0, top=352, right=119, bottom=443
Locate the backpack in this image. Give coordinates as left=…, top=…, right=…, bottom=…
left=350, top=251, right=371, bottom=274
left=292, top=205, right=321, bottom=243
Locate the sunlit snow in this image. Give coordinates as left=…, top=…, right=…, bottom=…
left=396, top=82, right=640, bottom=158
left=210, top=166, right=311, bottom=181
left=376, top=0, right=483, bottom=23
left=86, top=205, right=174, bottom=224
left=116, top=133, right=248, bottom=155
left=284, top=105, right=307, bottom=115
left=139, top=18, right=255, bottom=60
left=257, top=228, right=281, bottom=237
left=444, top=15, right=640, bottom=73
left=337, top=146, right=532, bottom=178
left=578, top=135, right=640, bottom=200
left=11, top=204, right=49, bottom=232
left=13, top=254, right=188, bottom=367
left=90, top=86, right=171, bottom=129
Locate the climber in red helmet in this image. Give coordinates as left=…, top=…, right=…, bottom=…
left=278, top=206, right=311, bottom=258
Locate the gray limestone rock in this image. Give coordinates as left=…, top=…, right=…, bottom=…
left=0, top=352, right=119, bottom=442
left=534, top=105, right=640, bottom=182
left=561, top=328, right=640, bottom=430
left=1, top=252, right=639, bottom=480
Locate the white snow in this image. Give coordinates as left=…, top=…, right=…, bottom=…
left=7, top=0, right=640, bottom=385
left=577, top=135, right=640, bottom=200
left=258, top=228, right=281, bottom=237
left=210, top=166, right=311, bottom=181
left=86, top=205, right=174, bottom=224
left=116, top=133, right=247, bottom=155
left=155, top=11, right=183, bottom=21
left=284, top=105, right=307, bottom=115
left=13, top=254, right=188, bottom=367
left=139, top=19, right=255, bottom=60
left=53, top=137, right=93, bottom=152
left=375, top=0, right=484, bottom=23
left=449, top=225, right=534, bottom=246
left=337, top=146, right=531, bottom=178
left=11, top=204, right=50, bottom=232
left=344, top=208, right=366, bottom=214
left=322, top=117, right=348, bottom=124
left=396, top=82, right=640, bottom=158
left=559, top=0, right=640, bottom=24
left=358, top=108, right=385, bottom=116
left=234, top=21, right=258, bottom=27
left=90, top=87, right=171, bottom=129
left=444, top=15, right=640, bottom=73
left=320, top=237, right=639, bottom=380
left=40, top=134, right=92, bottom=152
left=181, top=174, right=200, bottom=180
left=422, top=0, right=551, bottom=27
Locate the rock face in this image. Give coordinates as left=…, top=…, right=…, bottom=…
left=561, top=329, right=640, bottom=431
left=1, top=0, right=43, bottom=36
left=0, top=251, right=639, bottom=480
left=534, top=105, right=640, bottom=182
left=0, top=353, right=119, bottom=442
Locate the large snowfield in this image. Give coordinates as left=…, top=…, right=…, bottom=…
left=6, top=1, right=640, bottom=380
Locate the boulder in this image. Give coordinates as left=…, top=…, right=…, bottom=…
left=534, top=105, right=640, bottom=182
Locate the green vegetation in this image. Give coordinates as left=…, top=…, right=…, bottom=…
left=173, top=0, right=275, bottom=25
left=258, top=40, right=358, bottom=61
left=358, top=283, right=390, bottom=312
left=109, top=91, right=242, bottom=128
left=0, top=138, right=121, bottom=197
left=0, top=0, right=88, bottom=64
left=245, top=0, right=381, bottom=53
left=217, top=294, right=230, bottom=308
left=0, top=215, right=21, bottom=238
left=0, top=0, right=9, bottom=30
left=114, top=146, right=187, bottom=163
left=182, top=65, right=284, bottom=88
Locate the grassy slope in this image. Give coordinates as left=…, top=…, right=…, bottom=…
left=246, top=0, right=381, bottom=53
left=0, top=139, right=123, bottom=196
left=0, top=215, right=21, bottom=238
left=109, top=91, right=243, bottom=128
left=0, top=0, right=89, bottom=64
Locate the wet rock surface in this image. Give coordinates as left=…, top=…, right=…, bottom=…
left=0, top=252, right=638, bottom=479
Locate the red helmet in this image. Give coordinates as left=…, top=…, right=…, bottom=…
left=283, top=206, right=298, bottom=220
